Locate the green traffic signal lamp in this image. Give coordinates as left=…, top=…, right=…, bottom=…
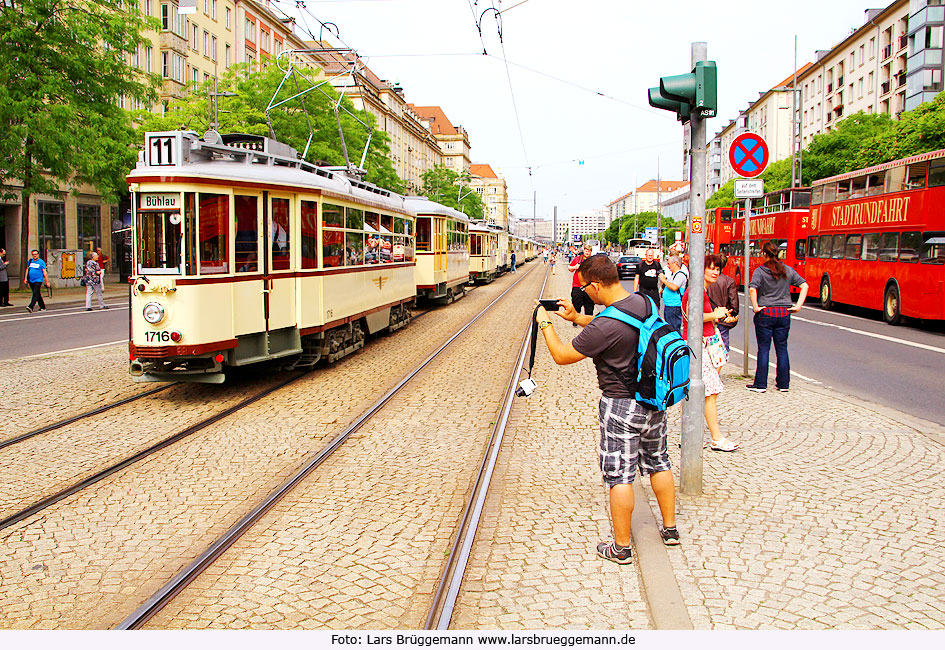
left=649, top=60, right=717, bottom=121
left=648, top=87, right=690, bottom=121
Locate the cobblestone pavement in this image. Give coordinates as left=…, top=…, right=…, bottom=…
left=647, top=364, right=945, bottom=629
left=143, top=266, right=546, bottom=629
left=0, top=265, right=540, bottom=629
left=0, top=372, right=287, bottom=521
left=451, top=269, right=651, bottom=630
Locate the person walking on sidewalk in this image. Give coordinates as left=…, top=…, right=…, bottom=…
left=25, top=249, right=49, bottom=313
left=535, top=254, right=680, bottom=564
left=633, top=248, right=663, bottom=311
left=549, top=250, right=557, bottom=275
left=510, top=250, right=517, bottom=274
left=84, top=251, right=108, bottom=311
left=683, top=254, right=740, bottom=452
left=0, top=248, right=11, bottom=306
left=95, top=247, right=109, bottom=286
left=568, top=244, right=595, bottom=327
left=659, top=254, right=688, bottom=332
left=707, top=254, right=739, bottom=351
left=746, top=241, right=809, bottom=393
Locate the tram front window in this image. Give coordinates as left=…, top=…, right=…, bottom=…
left=137, top=211, right=182, bottom=272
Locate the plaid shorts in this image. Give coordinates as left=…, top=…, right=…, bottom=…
left=598, top=397, right=670, bottom=487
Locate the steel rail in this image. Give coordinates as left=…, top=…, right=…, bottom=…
left=116, top=264, right=539, bottom=630
left=0, top=384, right=177, bottom=452
left=0, top=372, right=308, bottom=532
left=424, top=271, right=548, bottom=629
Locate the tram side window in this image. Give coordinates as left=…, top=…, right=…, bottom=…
left=416, top=217, right=432, bottom=252
left=137, top=210, right=182, bottom=272
left=235, top=195, right=258, bottom=273
left=878, top=232, right=900, bottom=262
left=271, top=198, right=291, bottom=271
left=795, top=239, right=806, bottom=260
left=929, top=160, right=945, bottom=187
left=470, top=234, right=482, bottom=256
left=920, top=232, right=945, bottom=265
left=345, top=231, right=363, bottom=266
left=380, top=214, right=394, bottom=234
left=844, top=234, right=862, bottom=260
left=364, top=211, right=379, bottom=232
left=906, top=163, right=928, bottom=190
left=831, top=234, right=845, bottom=259
left=861, top=233, right=881, bottom=261
left=808, top=236, right=819, bottom=259
left=198, top=193, right=229, bottom=274
left=322, top=228, right=343, bottom=268
left=184, top=193, right=196, bottom=275
left=900, top=231, right=921, bottom=263
left=301, top=201, right=318, bottom=269
left=323, top=203, right=344, bottom=228
left=346, top=207, right=363, bottom=230
left=866, top=172, right=886, bottom=196
left=378, top=235, right=393, bottom=263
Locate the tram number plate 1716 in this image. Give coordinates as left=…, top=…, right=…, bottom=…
left=147, top=134, right=179, bottom=166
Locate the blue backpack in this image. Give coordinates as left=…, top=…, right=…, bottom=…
left=596, top=296, right=692, bottom=410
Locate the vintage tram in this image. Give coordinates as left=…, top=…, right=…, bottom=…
left=409, top=196, right=470, bottom=302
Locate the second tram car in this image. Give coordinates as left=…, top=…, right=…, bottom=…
left=468, top=223, right=499, bottom=283
left=410, top=197, right=470, bottom=303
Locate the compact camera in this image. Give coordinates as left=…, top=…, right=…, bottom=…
left=538, top=299, right=561, bottom=311
left=515, top=378, right=538, bottom=398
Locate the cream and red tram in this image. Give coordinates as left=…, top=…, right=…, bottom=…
left=468, top=222, right=499, bottom=283
left=408, top=197, right=470, bottom=302
left=129, top=130, right=417, bottom=383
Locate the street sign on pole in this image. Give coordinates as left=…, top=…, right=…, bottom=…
left=729, top=133, right=769, bottom=179
left=734, top=179, right=764, bottom=198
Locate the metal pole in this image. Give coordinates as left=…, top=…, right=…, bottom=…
left=533, top=190, right=536, bottom=239
left=553, top=206, right=557, bottom=246
left=681, top=41, right=707, bottom=496
left=790, top=35, right=798, bottom=193
left=742, top=198, right=751, bottom=376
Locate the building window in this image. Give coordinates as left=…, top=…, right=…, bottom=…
left=161, top=51, right=169, bottom=78
left=211, top=0, right=217, bottom=20
left=37, top=201, right=65, bottom=258
left=246, top=18, right=255, bottom=43
left=203, top=30, right=209, bottom=57
left=858, top=45, right=865, bottom=66
left=869, top=37, right=875, bottom=59
left=192, top=66, right=198, bottom=85
left=145, top=46, right=152, bottom=73
left=192, top=23, right=198, bottom=50
left=77, top=204, right=101, bottom=253
left=211, top=35, right=217, bottom=62
left=225, top=44, right=231, bottom=67
left=868, top=71, right=874, bottom=93
left=260, top=29, right=269, bottom=52
left=927, top=25, right=944, bottom=50
left=225, top=6, right=231, bottom=29
left=145, top=0, right=152, bottom=16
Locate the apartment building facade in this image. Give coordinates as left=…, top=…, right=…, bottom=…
left=409, top=106, right=472, bottom=174
left=469, top=164, right=509, bottom=228
left=905, top=0, right=945, bottom=110
left=605, top=192, right=633, bottom=223
left=568, top=210, right=608, bottom=241
left=634, top=180, right=689, bottom=214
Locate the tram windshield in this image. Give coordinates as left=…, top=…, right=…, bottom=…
left=137, top=210, right=182, bottom=273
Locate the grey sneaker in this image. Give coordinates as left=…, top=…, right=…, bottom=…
left=597, top=540, right=632, bottom=564
left=659, top=526, right=681, bottom=546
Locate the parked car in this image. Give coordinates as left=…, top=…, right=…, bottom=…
left=616, top=255, right=641, bottom=280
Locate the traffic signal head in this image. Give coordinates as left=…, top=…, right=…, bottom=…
left=649, top=60, right=717, bottom=122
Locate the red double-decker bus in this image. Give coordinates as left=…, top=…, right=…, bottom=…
left=806, top=149, right=945, bottom=324
left=705, top=207, right=734, bottom=256
left=726, top=188, right=811, bottom=291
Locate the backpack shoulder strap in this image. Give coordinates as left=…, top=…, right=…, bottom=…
left=595, top=295, right=653, bottom=329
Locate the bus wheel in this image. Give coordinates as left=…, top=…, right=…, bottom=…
left=883, top=285, right=902, bottom=325
left=820, top=277, right=833, bottom=310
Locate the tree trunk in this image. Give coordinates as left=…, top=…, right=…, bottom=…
left=19, top=139, right=33, bottom=289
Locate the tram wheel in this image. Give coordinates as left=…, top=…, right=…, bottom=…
left=820, top=277, right=833, bottom=310
left=883, top=284, right=902, bottom=326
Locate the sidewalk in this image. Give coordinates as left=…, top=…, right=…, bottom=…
left=460, top=268, right=945, bottom=630
left=4, top=275, right=128, bottom=310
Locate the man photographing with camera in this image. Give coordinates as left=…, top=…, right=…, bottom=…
left=535, top=254, right=679, bottom=564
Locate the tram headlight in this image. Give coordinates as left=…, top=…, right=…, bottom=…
left=143, top=301, right=166, bottom=325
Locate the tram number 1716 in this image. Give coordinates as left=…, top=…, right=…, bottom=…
left=145, top=331, right=172, bottom=342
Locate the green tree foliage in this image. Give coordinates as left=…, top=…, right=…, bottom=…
left=136, top=64, right=406, bottom=194
left=801, top=112, right=895, bottom=182
left=706, top=157, right=794, bottom=209
left=419, top=165, right=486, bottom=221
left=0, top=0, right=159, bottom=284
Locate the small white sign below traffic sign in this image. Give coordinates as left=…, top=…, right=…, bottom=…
left=734, top=179, right=764, bottom=198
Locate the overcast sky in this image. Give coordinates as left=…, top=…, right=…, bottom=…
left=275, top=0, right=887, bottom=221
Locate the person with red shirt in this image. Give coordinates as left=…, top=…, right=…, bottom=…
left=683, top=254, right=740, bottom=452
left=568, top=244, right=595, bottom=327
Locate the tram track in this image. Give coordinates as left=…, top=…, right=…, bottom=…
left=117, top=265, right=545, bottom=629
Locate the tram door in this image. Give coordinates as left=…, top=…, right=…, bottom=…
left=265, top=193, right=297, bottom=332
left=434, top=216, right=446, bottom=275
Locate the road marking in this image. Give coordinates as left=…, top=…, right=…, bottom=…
left=13, top=340, right=127, bottom=360
left=791, top=315, right=945, bottom=355
left=0, top=305, right=128, bottom=324
left=729, top=345, right=822, bottom=384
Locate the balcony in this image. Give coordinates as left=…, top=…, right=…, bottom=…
left=897, top=72, right=907, bottom=88
left=160, top=30, right=187, bottom=55
left=900, top=34, right=908, bottom=50
left=881, top=80, right=892, bottom=94
left=883, top=43, right=893, bottom=60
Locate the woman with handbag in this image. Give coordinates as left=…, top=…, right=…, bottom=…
left=683, top=254, right=740, bottom=452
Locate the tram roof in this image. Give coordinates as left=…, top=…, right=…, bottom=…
left=403, top=196, right=470, bottom=222
left=129, top=131, right=412, bottom=214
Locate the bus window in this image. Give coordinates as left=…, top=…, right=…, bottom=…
left=823, top=183, right=837, bottom=203
left=900, top=231, right=922, bottom=262
left=906, top=162, right=928, bottom=190
left=720, top=208, right=733, bottom=223
left=929, top=159, right=945, bottom=187
left=811, top=186, right=824, bottom=205
left=885, top=166, right=905, bottom=193
left=749, top=240, right=761, bottom=257
left=861, top=233, right=880, bottom=261
left=796, top=239, right=807, bottom=260
left=793, top=190, right=811, bottom=208
left=878, top=232, right=899, bottom=262
left=836, top=181, right=850, bottom=202
left=808, top=236, right=819, bottom=258
left=920, top=232, right=945, bottom=265
left=844, top=234, right=862, bottom=260
left=819, top=235, right=832, bottom=258
left=866, top=172, right=886, bottom=196
left=831, top=234, right=845, bottom=259
left=777, top=239, right=788, bottom=260
left=849, top=176, right=867, bottom=199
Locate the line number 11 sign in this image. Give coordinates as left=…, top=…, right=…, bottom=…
left=147, top=134, right=179, bottom=166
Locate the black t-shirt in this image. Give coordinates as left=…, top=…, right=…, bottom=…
left=572, top=294, right=645, bottom=398
left=638, top=261, right=662, bottom=292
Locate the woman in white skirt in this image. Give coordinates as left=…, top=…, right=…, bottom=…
left=683, top=254, right=739, bottom=452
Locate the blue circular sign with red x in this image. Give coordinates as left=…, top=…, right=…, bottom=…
left=729, top=133, right=769, bottom=178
